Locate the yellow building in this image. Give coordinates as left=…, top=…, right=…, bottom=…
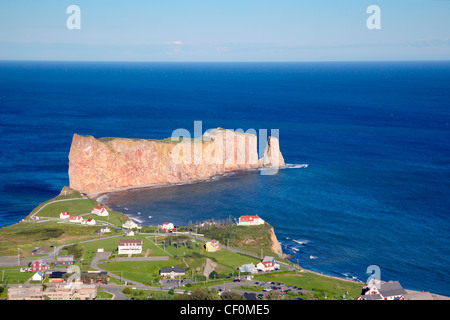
left=204, top=240, right=221, bottom=252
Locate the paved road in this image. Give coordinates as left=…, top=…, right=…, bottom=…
left=29, top=197, right=86, bottom=219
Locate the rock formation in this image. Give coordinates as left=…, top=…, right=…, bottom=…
left=68, top=128, right=285, bottom=196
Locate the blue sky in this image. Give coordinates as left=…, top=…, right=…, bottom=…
left=0, top=0, right=449, bottom=61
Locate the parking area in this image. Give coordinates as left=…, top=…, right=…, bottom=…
left=160, top=278, right=194, bottom=288
left=239, top=278, right=309, bottom=298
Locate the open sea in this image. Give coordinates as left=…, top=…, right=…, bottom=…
left=0, top=61, right=449, bottom=296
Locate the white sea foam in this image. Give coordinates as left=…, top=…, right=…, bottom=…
left=96, top=194, right=110, bottom=203
left=285, top=164, right=309, bottom=169
left=293, top=239, right=309, bottom=245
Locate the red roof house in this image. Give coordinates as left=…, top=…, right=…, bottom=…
left=237, top=215, right=265, bottom=226
left=30, top=260, right=50, bottom=272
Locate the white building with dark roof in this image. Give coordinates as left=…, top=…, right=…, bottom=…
left=358, top=280, right=407, bottom=300
left=159, top=266, right=185, bottom=278
left=118, top=239, right=142, bottom=255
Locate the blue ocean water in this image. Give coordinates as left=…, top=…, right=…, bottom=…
left=0, top=61, right=449, bottom=295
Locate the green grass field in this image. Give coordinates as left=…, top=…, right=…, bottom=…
left=98, top=258, right=182, bottom=285
left=0, top=220, right=102, bottom=257
left=33, top=199, right=97, bottom=219
left=96, top=290, right=114, bottom=300
left=0, top=267, right=33, bottom=284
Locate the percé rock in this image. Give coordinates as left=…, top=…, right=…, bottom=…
left=69, top=128, right=285, bottom=196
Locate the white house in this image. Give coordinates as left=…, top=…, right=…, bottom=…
left=60, top=212, right=70, bottom=219
left=159, top=266, right=185, bottom=279
left=97, top=247, right=104, bottom=253
left=126, top=230, right=135, bottom=237
left=86, top=218, right=96, bottom=225
left=69, top=216, right=83, bottom=223
left=118, top=239, right=142, bottom=255
left=237, top=215, right=265, bottom=226
left=256, top=260, right=278, bottom=272
left=122, top=219, right=139, bottom=230
left=91, top=206, right=109, bottom=216
left=100, top=226, right=111, bottom=234
left=161, top=222, right=175, bottom=232
left=239, top=263, right=258, bottom=274
left=31, top=271, right=44, bottom=282
left=358, top=280, right=407, bottom=300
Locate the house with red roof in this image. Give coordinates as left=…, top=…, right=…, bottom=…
left=161, top=222, right=175, bottom=232
left=91, top=206, right=109, bottom=216
left=237, top=215, right=265, bottom=226
left=30, top=260, right=50, bottom=272
left=256, top=261, right=276, bottom=272
left=60, top=212, right=70, bottom=219
left=69, top=216, right=83, bottom=223
left=86, top=218, right=96, bottom=225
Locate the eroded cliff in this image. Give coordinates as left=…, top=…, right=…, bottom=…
left=69, top=128, right=285, bottom=196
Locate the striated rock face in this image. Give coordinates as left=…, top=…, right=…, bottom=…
left=269, top=227, right=284, bottom=258
left=68, top=128, right=285, bottom=196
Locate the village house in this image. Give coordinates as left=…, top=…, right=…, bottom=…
left=159, top=266, right=186, bottom=279
left=237, top=215, right=265, bottom=226
left=118, top=239, right=142, bottom=255
left=86, top=218, right=96, bottom=225
left=69, top=216, right=83, bottom=223
left=57, top=255, right=75, bottom=266
left=256, top=256, right=280, bottom=272
left=100, top=226, right=111, bottom=234
left=161, top=222, right=175, bottom=232
left=239, top=263, right=258, bottom=274
left=204, top=240, right=221, bottom=252
left=262, top=256, right=278, bottom=266
left=256, top=260, right=276, bottom=272
left=358, top=280, right=408, bottom=300
left=122, top=219, right=140, bottom=230
left=91, top=205, right=109, bottom=216
left=60, top=211, right=70, bottom=219
left=31, top=271, right=44, bottom=282
left=126, top=229, right=135, bottom=237
left=30, top=259, right=50, bottom=272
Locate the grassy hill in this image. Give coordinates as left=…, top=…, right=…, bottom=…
left=0, top=186, right=128, bottom=257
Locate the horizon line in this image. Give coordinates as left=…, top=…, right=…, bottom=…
left=1, top=59, right=450, bottom=64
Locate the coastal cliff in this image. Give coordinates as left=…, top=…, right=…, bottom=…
left=269, top=227, right=284, bottom=258
left=69, top=128, right=285, bottom=196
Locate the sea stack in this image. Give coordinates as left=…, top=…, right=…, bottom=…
left=68, top=128, right=285, bottom=196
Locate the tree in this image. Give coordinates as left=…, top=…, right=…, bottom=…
left=122, top=287, right=131, bottom=295
left=209, top=270, right=219, bottom=280
left=189, top=288, right=220, bottom=300
left=221, top=291, right=244, bottom=300
left=168, top=288, right=175, bottom=295
left=265, top=291, right=284, bottom=300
